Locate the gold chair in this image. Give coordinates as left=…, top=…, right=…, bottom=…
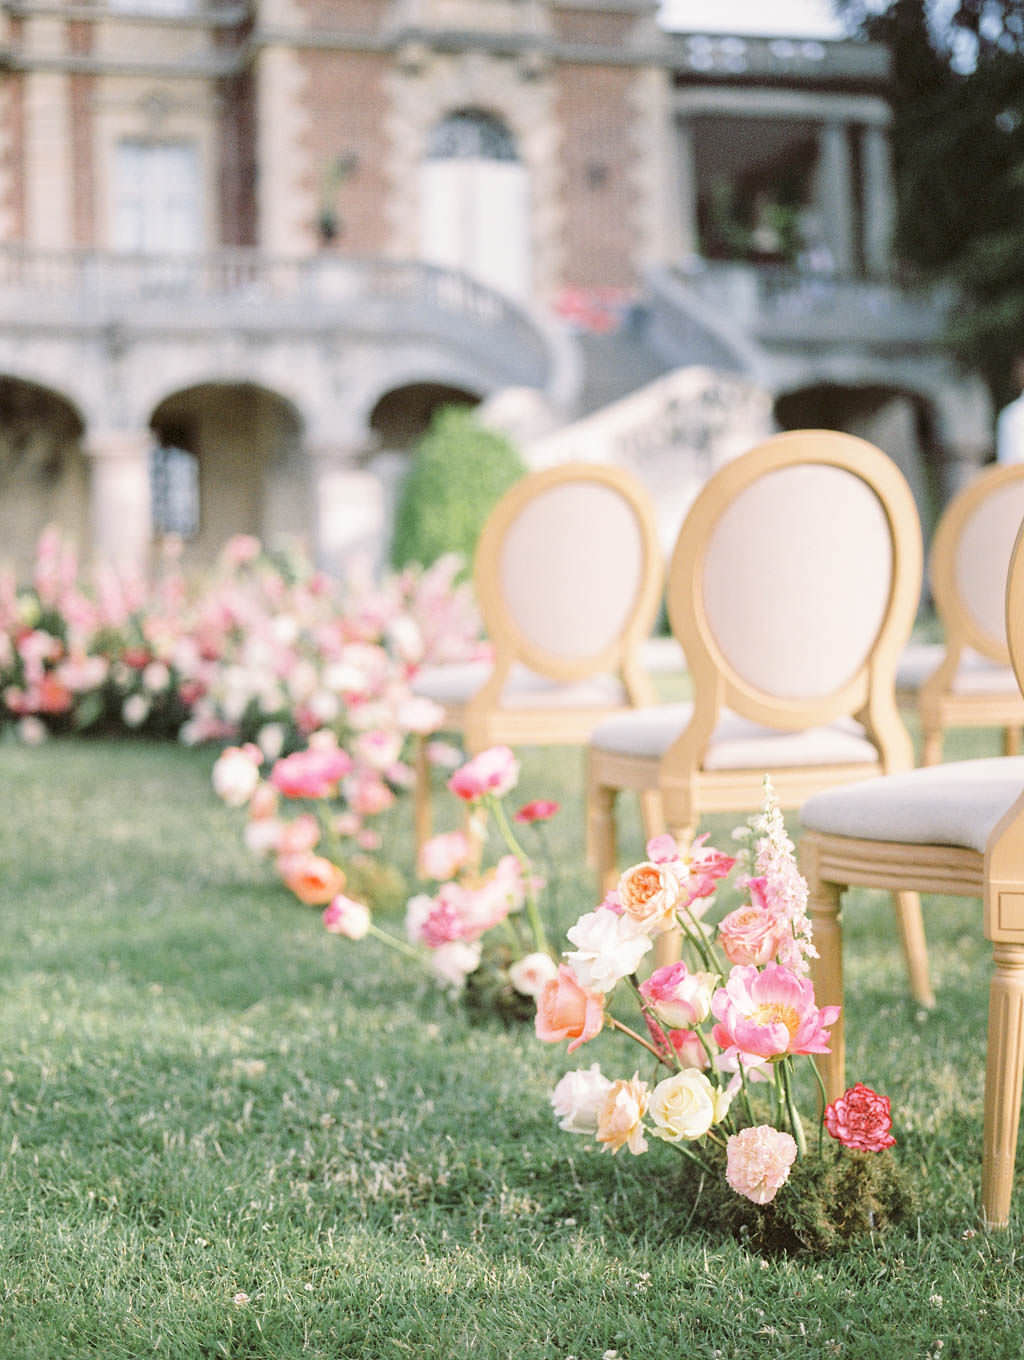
left=801, top=520, right=1024, bottom=1227
left=585, top=429, right=925, bottom=976
left=896, top=462, right=1024, bottom=765
left=411, top=461, right=665, bottom=851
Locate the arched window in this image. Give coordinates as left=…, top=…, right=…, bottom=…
left=150, top=444, right=199, bottom=539
left=419, top=110, right=531, bottom=301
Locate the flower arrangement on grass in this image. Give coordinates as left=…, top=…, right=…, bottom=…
left=537, top=783, right=912, bottom=1254
left=320, top=744, right=561, bottom=1015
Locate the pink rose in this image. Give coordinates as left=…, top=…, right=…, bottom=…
left=271, top=747, right=353, bottom=799
left=323, top=895, right=371, bottom=940
left=711, top=963, right=840, bottom=1062
left=726, top=1125, right=798, bottom=1204
left=717, top=880, right=789, bottom=967
left=640, top=961, right=715, bottom=1029
left=447, top=745, right=520, bottom=801
left=535, top=965, right=605, bottom=1053
left=418, top=830, right=472, bottom=881
left=824, top=1083, right=896, bottom=1152
left=514, top=799, right=560, bottom=824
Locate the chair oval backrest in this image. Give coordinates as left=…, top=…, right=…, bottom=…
left=667, top=429, right=922, bottom=728
left=474, top=462, right=663, bottom=678
left=933, top=464, right=1024, bottom=663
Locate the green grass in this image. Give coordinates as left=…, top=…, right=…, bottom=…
left=1, top=734, right=1023, bottom=1359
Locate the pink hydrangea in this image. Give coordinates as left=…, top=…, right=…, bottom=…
left=726, top=1125, right=798, bottom=1204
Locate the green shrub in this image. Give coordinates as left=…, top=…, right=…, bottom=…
left=390, top=406, right=527, bottom=572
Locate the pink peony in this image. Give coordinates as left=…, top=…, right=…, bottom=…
left=514, top=799, right=560, bottom=824
left=726, top=1125, right=798, bottom=1204
left=640, top=961, right=715, bottom=1029
left=535, top=964, right=605, bottom=1053
left=322, top=895, right=371, bottom=940
left=711, top=963, right=840, bottom=1062
left=824, top=1083, right=896, bottom=1152
left=271, top=747, right=353, bottom=799
left=447, top=745, right=520, bottom=801
left=418, top=830, right=472, bottom=881
left=717, top=878, right=789, bottom=967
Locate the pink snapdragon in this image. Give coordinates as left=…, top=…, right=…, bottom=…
left=447, top=745, right=520, bottom=801
left=711, top=963, right=840, bottom=1062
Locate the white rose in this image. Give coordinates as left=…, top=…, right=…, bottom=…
left=212, top=747, right=261, bottom=807
left=648, top=1069, right=732, bottom=1144
left=551, top=1064, right=613, bottom=1135
left=565, top=908, right=651, bottom=993
left=509, top=951, right=558, bottom=998
left=428, top=940, right=482, bottom=992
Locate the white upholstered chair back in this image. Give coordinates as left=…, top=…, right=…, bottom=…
left=474, top=463, right=663, bottom=681
left=667, top=430, right=922, bottom=731
left=937, top=467, right=1024, bottom=662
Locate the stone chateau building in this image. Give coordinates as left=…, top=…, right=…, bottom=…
left=0, top=0, right=992, bottom=575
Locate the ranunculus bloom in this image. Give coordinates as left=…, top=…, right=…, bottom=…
left=617, top=861, right=682, bottom=936
left=535, top=964, right=605, bottom=1053
left=717, top=879, right=789, bottom=967
left=640, top=961, right=716, bottom=1028
left=281, top=854, right=346, bottom=906
left=418, top=830, right=472, bottom=882
left=274, top=813, right=321, bottom=858
left=212, top=745, right=262, bottom=807
left=447, top=745, right=520, bottom=801
left=551, top=1064, right=613, bottom=1134
left=271, top=747, right=353, bottom=799
left=726, top=1125, right=798, bottom=1204
left=824, top=1083, right=896, bottom=1152
left=711, top=963, right=840, bottom=1062
left=509, top=951, right=558, bottom=998
left=649, top=1069, right=732, bottom=1144
left=514, top=799, right=560, bottom=824
left=565, top=908, right=652, bottom=993
left=596, top=1074, right=649, bottom=1155
left=323, top=894, right=371, bottom=940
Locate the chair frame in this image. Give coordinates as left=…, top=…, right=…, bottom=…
left=905, top=462, right=1024, bottom=765
left=587, top=429, right=923, bottom=897
left=802, top=520, right=1024, bottom=1228
left=413, top=461, right=664, bottom=849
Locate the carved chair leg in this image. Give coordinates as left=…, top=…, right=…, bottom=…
left=921, top=726, right=943, bottom=767
left=892, top=890, right=935, bottom=1008
left=808, top=875, right=845, bottom=1105
left=1004, top=726, right=1022, bottom=757
left=587, top=759, right=619, bottom=896
left=981, top=941, right=1024, bottom=1229
left=413, top=734, right=433, bottom=856
left=639, top=790, right=666, bottom=843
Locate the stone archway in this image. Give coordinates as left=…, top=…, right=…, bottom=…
left=150, top=382, right=305, bottom=565
left=0, top=377, right=88, bottom=577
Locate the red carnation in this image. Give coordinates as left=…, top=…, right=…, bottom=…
left=514, top=799, right=560, bottom=824
left=824, top=1082, right=896, bottom=1152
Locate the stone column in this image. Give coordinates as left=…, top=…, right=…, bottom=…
left=308, top=446, right=387, bottom=576
left=818, top=121, right=856, bottom=276
left=861, top=123, right=896, bottom=279
left=24, top=19, right=73, bottom=249
left=85, top=432, right=153, bottom=572
left=674, top=115, right=700, bottom=262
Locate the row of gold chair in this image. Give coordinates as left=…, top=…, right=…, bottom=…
left=410, top=433, right=1024, bottom=1226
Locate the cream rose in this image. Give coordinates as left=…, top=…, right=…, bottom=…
left=648, top=1069, right=732, bottom=1144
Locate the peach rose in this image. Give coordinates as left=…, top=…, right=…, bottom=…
left=596, top=1075, right=649, bottom=1155
left=535, top=964, right=605, bottom=1053
left=617, top=861, right=681, bottom=936
left=281, top=854, right=346, bottom=906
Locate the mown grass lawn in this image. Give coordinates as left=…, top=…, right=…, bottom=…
left=1, top=733, right=1022, bottom=1359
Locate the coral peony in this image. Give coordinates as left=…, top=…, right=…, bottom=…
left=535, top=964, right=605, bottom=1053
left=281, top=854, right=346, bottom=906
left=824, top=1082, right=896, bottom=1152
left=725, top=1125, right=798, bottom=1204
left=447, top=745, right=520, bottom=801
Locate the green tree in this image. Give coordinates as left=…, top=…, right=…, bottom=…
left=838, top=0, right=1024, bottom=403
left=390, top=406, right=527, bottom=573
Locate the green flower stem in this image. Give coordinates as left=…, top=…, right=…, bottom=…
left=810, top=1052, right=830, bottom=1157
left=626, top=974, right=683, bottom=1071
left=665, top=1139, right=716, bottom=1177
left=366, top=921, right=426, bottom=964
left=678, top=904, right=721, bottom=976
left=488, top=794, right=552, bottom=957
left=779, top=1058, right=808, bottom=1159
